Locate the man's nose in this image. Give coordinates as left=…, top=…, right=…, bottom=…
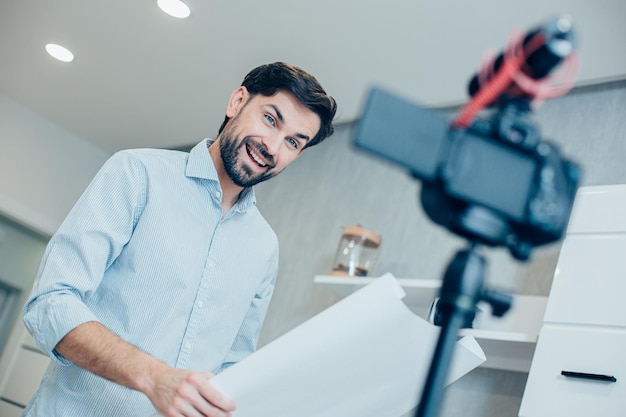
left=261, top=133, right=282, bottom=155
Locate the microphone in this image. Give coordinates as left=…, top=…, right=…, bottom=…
left=467, top=15, right=577, bottom=101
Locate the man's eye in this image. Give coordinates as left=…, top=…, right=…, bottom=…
left=265, top=114, right=276, bottom=126
left=287, top=138, right=299, bottom=149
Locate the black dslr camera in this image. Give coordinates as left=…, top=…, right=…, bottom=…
left=353, top=16, right=581, bottom=261
left=353, top=16, right=583, bottom=417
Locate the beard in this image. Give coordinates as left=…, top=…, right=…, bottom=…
left=219, top=131, right=279, bottom=188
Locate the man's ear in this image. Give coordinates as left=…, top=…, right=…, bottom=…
left=226, top=86, right=250, bottom=118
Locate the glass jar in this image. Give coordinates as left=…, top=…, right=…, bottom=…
left=331, top=226, right=381, bottom=277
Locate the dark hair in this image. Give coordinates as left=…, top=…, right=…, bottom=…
left=218, top=62, right=337, bottom=148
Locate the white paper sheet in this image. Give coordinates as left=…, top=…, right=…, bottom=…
left=154, top=273, right=485, bottom=417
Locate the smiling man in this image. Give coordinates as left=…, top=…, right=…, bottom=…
left=212, top=74, right=327, bottom=212
left=22, top=62, right=336, bottom=417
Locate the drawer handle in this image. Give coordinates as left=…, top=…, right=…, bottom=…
left=561, top=370, right=617, bottom=382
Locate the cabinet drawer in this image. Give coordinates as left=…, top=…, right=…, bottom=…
left=546, top=234, right=626, bottom=326
left=566, top=185, right=626, bottom=234
left=0, top=399, right=24, bottom=417
left=2, top=348, right=49, bottom=406
left=519, top=325, right=626, bottom=417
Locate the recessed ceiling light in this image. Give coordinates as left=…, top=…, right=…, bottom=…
left=45, top=43, right=74, bottom=62
left=157, top=0, right=191, bottom=19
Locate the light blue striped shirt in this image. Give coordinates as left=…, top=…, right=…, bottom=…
left=22, top=139, right=279, bottom=416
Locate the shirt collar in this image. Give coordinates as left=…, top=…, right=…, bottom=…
left=185, top=138, right=257, bottom=211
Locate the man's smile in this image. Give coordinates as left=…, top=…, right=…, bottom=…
left=245, top=141, right=273, bottom=169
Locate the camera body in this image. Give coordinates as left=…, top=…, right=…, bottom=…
left=353, top=87, right=581, bottom=260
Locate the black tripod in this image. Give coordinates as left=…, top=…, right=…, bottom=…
left=414, top=243, right=512, bottom=417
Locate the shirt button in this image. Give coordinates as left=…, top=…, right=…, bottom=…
left=215, top=191, right=222, bottom=198
left=185, top=342, right=192, bottom=350
left=197, top=301, right=204, bottom=308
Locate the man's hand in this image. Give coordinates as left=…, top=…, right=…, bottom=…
left=146, top=368, right=236, bottom=417
left=55, top=322, right=236, bottom=417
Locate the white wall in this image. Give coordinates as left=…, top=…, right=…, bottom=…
left=0, top=93, right=109, bottom=237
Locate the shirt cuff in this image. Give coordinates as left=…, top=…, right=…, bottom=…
left=23, top=293, right=101, bottom=365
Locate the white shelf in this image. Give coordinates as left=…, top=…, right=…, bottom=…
left=314, top=275, right=441, bottom=308
left=314, top=275, right=547, bottom=373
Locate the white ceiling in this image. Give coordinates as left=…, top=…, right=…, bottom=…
left=1, top=0, right=625, bottom=154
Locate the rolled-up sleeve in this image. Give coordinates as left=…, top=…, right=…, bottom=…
left=23, top=151, right=147, bottom=362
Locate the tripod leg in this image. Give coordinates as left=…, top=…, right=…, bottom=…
left=414, top=310, right=467, bottom=417
left=415, top=247, right=486, bottom=417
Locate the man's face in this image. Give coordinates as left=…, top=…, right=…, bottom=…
left=218, top=89, right=321, bottom=188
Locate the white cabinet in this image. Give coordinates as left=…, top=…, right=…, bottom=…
left=519, top=184, right=626, bottom=416
left=314, top=275, right=547, bottom=372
